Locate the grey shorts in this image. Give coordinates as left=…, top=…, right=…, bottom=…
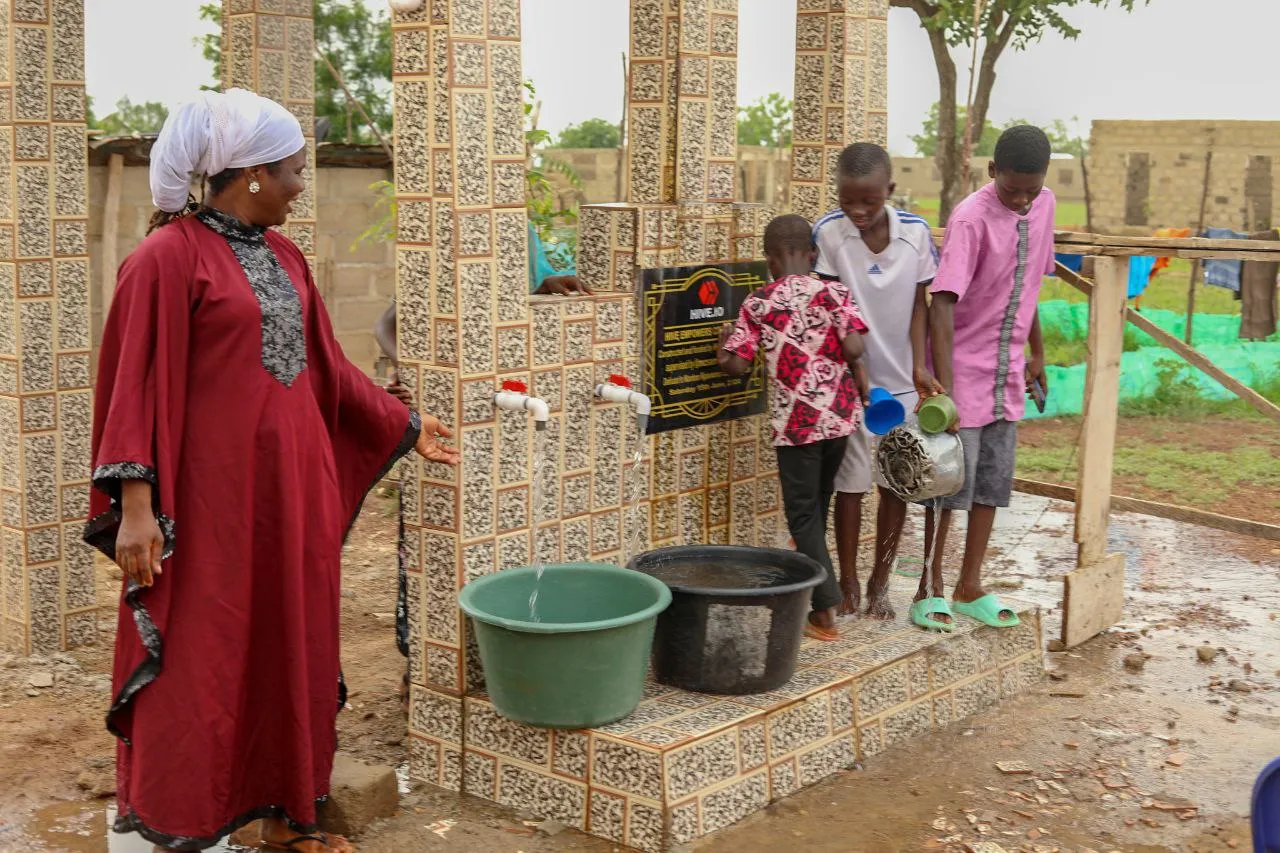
left=940, top=420, right=1018, bottom=511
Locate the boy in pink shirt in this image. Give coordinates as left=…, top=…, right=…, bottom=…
left=719, top=214, right=868, bottom=640
left=927, top=125, right=1054, bottom=628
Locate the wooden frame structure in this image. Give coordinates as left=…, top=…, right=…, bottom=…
left=1041, top=233, right=1280, bottom=646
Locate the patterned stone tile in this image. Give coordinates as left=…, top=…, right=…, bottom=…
left=766, top=692, right=831, bottom=758
left=662, top=700, right=757, bottom=736
left=621, top=726, right=690, bottom=748
left=591, top=736, right=663, bottom=800
left=953, top=673, right=1001, bottom=720
left=595, top=699, right=686, bottom=735
left=626, top=801, right=664, bottom=853
left=796, top=734, right=856, bottom=786
left=587, top=789, right=624, bottom=843
left=551, top=731, right=588, bottom=779
left=495, top=762, right=586, bottom=829
left=666, top=729, right=739, bottom=801
left=669, top=798, right=699, bottom=845
left=1000, top=653, right=1043, bottom=698
left=855, top=661, right=911, bottom=721
left=465, top=750, right=497, bottom=799
left=698, top=771, right=768, bottom=835
left=410, top=687, right=462, bottom=744
left=465, top=698, right=550, bottom=766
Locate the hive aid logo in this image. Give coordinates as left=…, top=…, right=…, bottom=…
left=689, top=277, right=725, bottom=320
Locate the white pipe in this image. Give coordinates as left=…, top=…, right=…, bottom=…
left=493, top=391, right=550, bottom=427
left=595, top=382, right=652, bottom=435
left=594, top=382, right=651, bottom=416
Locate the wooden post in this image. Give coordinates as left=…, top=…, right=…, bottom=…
left=1063, top=254, right=1127, bottom=647
left=1185, top=149, right=1213, bottom=343
left=101, top=153, right=125, bottom=306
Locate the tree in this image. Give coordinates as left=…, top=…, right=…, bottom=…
left=552, top=118, right=621, bottom=149
left=197, top=1, right=392, bottom=144
left=737, top=93, right=792, bottom=148
left=911, top=102, right=1000, bottom=157
left=94, top=97, right=169, bottom=135
left=893, top=0, right=1146, bottom=225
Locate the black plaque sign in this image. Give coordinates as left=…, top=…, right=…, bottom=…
left=641, top=262, right=769, bottom=435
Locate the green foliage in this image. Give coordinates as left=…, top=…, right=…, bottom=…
left=197, top=0, right=392, bottom=144
left=899, top=0, right=1146, bottom=51
left=353, top=179, right=397, bottom=249
left=524, top=81, right=581, bottom=251
left=737, top=93, right=792, bottom=148
left=552, top=118, right=621, bottom=149
left=912, top=105, right=1088, bottom=159
left=92, top=97, right=169, bottom=135
left=912, top=103, right=1000, bottom=157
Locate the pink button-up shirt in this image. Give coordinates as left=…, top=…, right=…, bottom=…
left=930, top=183, right=1056, bottom=428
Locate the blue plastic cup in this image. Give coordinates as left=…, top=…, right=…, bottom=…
left=864, top=387, right=905, bottom=435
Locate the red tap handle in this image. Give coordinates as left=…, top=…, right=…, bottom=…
left=608, top=374, right=631, bottom=388
left=501, top=380, right=527, bottom=394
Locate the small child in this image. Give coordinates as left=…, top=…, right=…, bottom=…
left=718, top=214, right=868, bottom=640
left=927, top=124, right=1055, bottom=628
left=812, top=143, right=947, bottom=629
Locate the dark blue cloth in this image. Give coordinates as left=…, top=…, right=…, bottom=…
left=1054, top=253, right=1083, bottom=273
left=1202, top=227, right=1245, bottom=292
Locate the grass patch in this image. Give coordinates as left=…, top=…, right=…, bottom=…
left=1017, top=440, right=1280, bottom=507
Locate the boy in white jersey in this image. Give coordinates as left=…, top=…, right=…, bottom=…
left=813, top=143, right=951, bottom=631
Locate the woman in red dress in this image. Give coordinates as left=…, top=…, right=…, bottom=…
left=85, top=89, right=459, bottom=853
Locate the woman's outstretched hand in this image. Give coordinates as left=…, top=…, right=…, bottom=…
left=116, top=510, right=164, bottom=588
left=415, top=414, right=460, bottom=465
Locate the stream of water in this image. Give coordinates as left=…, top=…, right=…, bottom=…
left=526, top=428, right=549, bottom=622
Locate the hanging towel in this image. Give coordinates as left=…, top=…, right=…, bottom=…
left=1127, top=255, right=1157, bottom=298
left=1201, top=226, right=1245, bottom=292
left=1239, top=228, right=1279, bottom=340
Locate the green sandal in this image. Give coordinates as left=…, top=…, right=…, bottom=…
left=909, top=597, right=955, bottom=633
left=953, top=594, right=1020, bottom=628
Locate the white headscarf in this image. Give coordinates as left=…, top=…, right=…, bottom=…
left=149, top=88, right=306, bottom=213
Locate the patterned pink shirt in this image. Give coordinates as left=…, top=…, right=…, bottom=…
left=930, top=183, right=1057, bottom=428
left=723, top=273, right=868, bottom=447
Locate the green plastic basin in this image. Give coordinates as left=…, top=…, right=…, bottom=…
left=458, top=563, right=672, bottom=729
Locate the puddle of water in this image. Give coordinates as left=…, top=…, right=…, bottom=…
left=23, top=800, right=246, bottom=852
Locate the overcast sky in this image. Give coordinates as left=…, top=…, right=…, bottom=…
left=87, top=0, right=1276, bottom=155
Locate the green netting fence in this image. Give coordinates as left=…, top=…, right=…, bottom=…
left=1028, top=300, right=1280, bottom=420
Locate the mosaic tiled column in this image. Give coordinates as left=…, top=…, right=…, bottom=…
left=0, top=0, right=95, bottom=654
left=223, top=0, right=317, bottom=262
left=789, top=0, right=889, bottom=220
left=391, top=0, right=529, bottom=793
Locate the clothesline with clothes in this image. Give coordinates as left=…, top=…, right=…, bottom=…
left=1052, top=225, right=1280, bottom=341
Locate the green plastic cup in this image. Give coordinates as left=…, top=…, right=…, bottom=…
left=918, top=394, right=958, bottom=433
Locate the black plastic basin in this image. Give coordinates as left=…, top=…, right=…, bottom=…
left=626, top=545, right=827, bottom=695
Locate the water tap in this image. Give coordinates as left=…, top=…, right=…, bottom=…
left=493, top=380, right=550, bottom=430
left=594, top=375, right=652, bottom=436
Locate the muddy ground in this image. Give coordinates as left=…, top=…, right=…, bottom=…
left=2, top=493, right=1277, bottom=853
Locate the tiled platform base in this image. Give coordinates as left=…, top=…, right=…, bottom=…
left=454, top=580, right=1043, bottom=851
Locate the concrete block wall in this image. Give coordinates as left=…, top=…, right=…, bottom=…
left=1089, top=120, right=1280, bottom=234
left=86, top=162, right=396, bottom=375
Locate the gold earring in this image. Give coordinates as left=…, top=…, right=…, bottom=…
left=249, top=180, right=261, bottom=194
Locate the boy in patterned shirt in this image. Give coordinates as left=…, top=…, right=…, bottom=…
left=719, top=214, right=869, bottom=640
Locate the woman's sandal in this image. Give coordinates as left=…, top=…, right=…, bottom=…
left=264, top=832, right=354, bottom=852
left=952, top=594, right=1020, bottom=628
left=909, top=597, right=954, bottom=633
